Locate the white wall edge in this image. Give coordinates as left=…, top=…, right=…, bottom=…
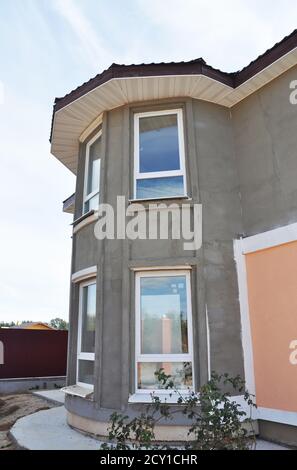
left=241, top=222, right=297, bottom=254
left=257, top=407, right=297, bottom=427
left=233, top=239, right=256, bottom=396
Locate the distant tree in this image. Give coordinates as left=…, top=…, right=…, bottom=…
left=49, top=318, right=68, bottom=330
left=0, top=321, right=16, bottom=328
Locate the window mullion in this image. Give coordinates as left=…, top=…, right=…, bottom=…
left=136, top=169, right=183, bottom=180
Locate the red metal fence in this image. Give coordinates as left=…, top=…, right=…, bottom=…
left=0, top=329, right=68, bottom=379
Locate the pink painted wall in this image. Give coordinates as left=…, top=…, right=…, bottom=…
left=246, top=241, right=297, bottom=412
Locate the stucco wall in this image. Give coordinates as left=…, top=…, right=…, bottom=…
left=63, top=65, right=297, bottom=437
left=232, top=65, right=297, bottom=236
left=66, top=97, right=245, bottom=419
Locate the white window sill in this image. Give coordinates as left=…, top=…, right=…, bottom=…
left=61, top=384, right=93, bottom=398
left=128, top=391, right=191, bottom=404
left=128, top=196, right=191, bottom=204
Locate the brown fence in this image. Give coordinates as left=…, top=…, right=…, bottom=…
left=0, top=329, right=68, bottom=379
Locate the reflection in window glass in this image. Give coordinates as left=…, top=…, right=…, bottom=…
left=139, top=114, right=180, bottom=173
left=136, top=271, right=193, bottom=393
left=140, top=275, right=188, bottom=355
left=78, top=359, right=94, bottom=386
left=136, top=176, right=184, bottom=199
left=81, top=283, right=96, bottom=353
left=135, top=111, right=186, bottom=200
left=84, top=136, right=101, bottom=213
left=137, top=362, right=192, bottom=390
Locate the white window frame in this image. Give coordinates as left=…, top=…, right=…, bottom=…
left=83, top=130, right=102, bottom=214
left=77, top=278, right=96, bottom=389
left=133, top=109, right=187, bottom=200
left=134, top=269, right=194, bottom=395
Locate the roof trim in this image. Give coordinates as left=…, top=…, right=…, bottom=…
left=50, top=30, right=297, bottom=174
left=53, top=59, right=233, bottom=115
left=51, top=29, right=297, bottom=140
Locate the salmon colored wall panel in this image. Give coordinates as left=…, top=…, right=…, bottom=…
left=246, top=241, right=297, bottom=412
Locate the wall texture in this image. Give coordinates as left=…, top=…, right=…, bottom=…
left=67, top=97, right=245, bottom=420
left=232, top=65, right=297, bottom=236
left=64, top=64, right=297, bottom=439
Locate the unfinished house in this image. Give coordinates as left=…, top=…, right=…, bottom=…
left=50, top=31, right=297, bottom=446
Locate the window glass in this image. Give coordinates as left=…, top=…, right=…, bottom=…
left=84, top=136, right=101, bottom=213
left=137, top=362, right=192, bottom=390
left=78, top=360, right=94, bottom=386
left=81, top=283, right=96, bottom=353
left=139, top=114, right=180, bottom=173
left=140, top=275, right=188, bottom=355
left=135, top=111, right=186, bottom=200
left=87, top=141, right=100, bottom=195
left=136, top=271, right=193, bottom=393
left=136, top=176, right=184, bottom=199
left=85, top=194, right=99, bottom=212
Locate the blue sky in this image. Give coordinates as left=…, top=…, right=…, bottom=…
left=0, top=0, right=296, bottom=323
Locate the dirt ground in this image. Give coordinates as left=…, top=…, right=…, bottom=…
left=0, top=393, right=56, bottom=450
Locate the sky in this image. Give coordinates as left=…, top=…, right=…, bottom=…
left=0, top=0, right=296, bottom=324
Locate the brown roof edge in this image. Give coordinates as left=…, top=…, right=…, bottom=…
left=50, top=29, right=297, bottom=142
left=53, top=58, right=233, bottom=113
left=235, top=28, right=297, bottom=86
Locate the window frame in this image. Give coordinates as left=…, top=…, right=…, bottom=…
left=77, top=278, right=96, bottom=389
left=83, top=130, right=102, bottom=214
left=133, top=109, right=187, bottom=200
left=134, top=269, right=194, bottom=395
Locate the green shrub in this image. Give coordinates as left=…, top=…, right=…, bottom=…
left=102, top=371, right=257, bottom=450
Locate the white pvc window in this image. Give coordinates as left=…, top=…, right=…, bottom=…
left=134, top=109, right=187, bottom=200
left=83, top=131, right=101, bottom=214
left=77, top=279, right=96, bottom=389
left=135, top=270, right=194, bottom=393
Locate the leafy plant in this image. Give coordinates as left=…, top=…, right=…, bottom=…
left=102, top=370, right=257, bottom=450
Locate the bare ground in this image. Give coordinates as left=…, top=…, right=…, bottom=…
left=0, top=393, right=57, bottom=450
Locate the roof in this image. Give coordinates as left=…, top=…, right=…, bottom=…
left=13, top=322, right=55, bottom=330
left=50, top=30, right=297, bottom=174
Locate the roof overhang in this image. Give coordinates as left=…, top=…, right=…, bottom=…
left=50, top=30, right=297, bottom=174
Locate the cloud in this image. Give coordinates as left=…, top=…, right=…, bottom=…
left=136, top=0, right=297, bottom=71
left=52, top=0, right=113, bottom=70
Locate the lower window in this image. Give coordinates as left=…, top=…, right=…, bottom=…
left=77, top=279, right=96, bottom=388
left=135, top=270, right=194, bottom=393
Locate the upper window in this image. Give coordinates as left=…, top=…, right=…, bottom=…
left=83, top=132, right=101, bottom=214
left=77, top=279, right=96, bottom=388
left=135, top=270, right=194, bottom=393
left=134, top=109, right=186, bottom=199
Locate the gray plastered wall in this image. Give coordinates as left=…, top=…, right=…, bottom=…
left=66, top=65, right=297, bottom=423
left=67, top=97, right=244, bottom=419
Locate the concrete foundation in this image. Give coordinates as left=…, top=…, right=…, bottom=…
left=67, top=410, right=194, bottom=442
left=0, top=376, right=66, bottom=394
left=259, top=420, right=297, bottom=448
